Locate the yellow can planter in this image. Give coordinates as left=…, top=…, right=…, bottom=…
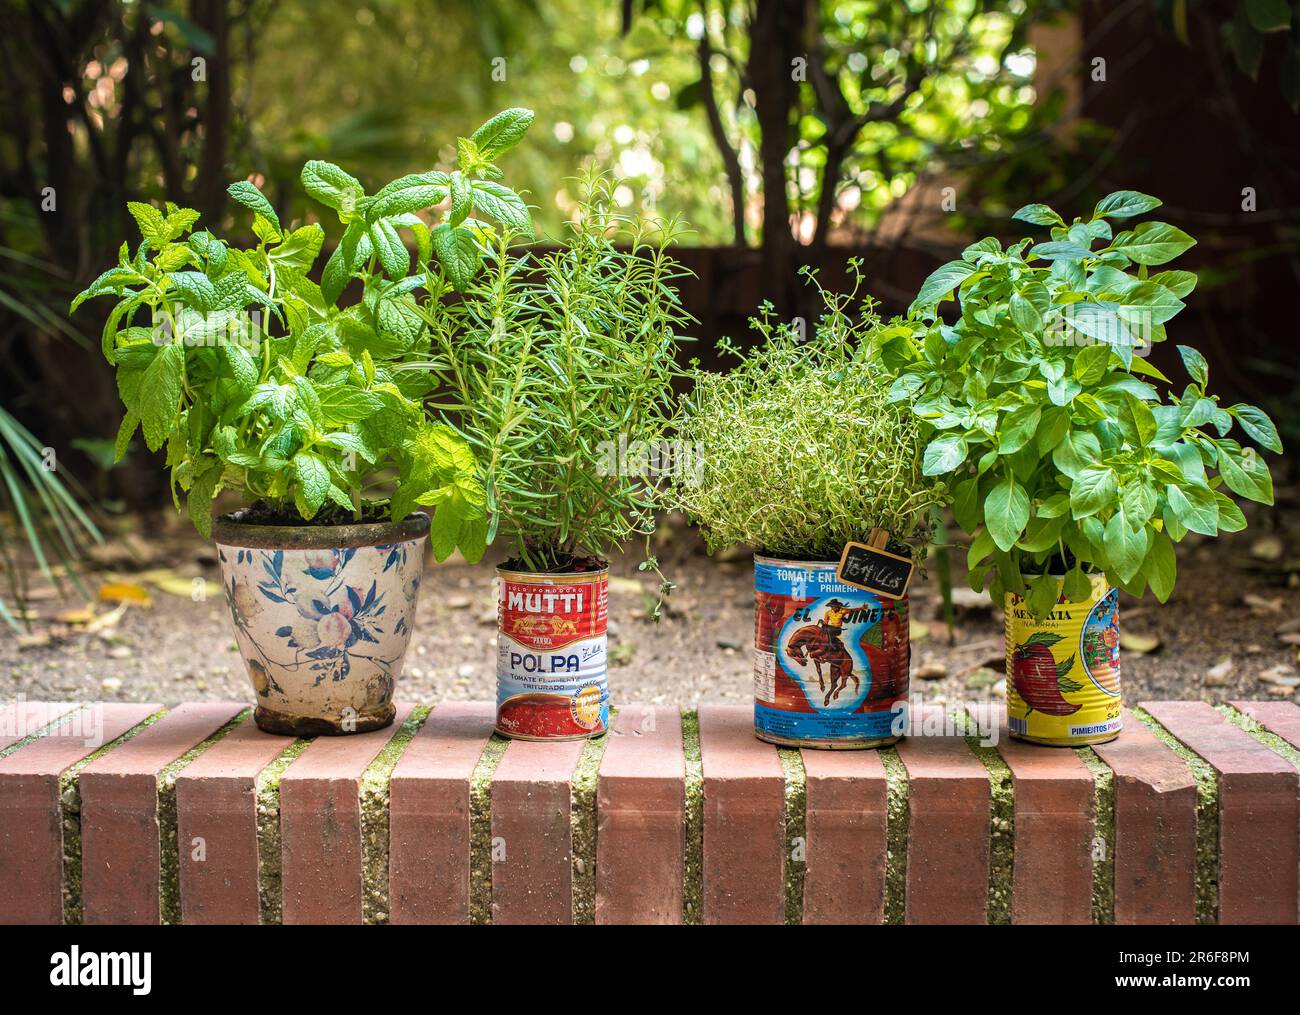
left=1005, top=572, right=1122, bottom=746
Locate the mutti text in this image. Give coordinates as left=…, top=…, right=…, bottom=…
left=507, top=590, right=584, bottom=614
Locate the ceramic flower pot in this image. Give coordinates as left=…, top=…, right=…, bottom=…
left=213, top=511, right=430, bottom=736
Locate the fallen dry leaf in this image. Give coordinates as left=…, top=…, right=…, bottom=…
left=55, top=605, right=98, bottom=625
left=98, top=582, right=152, bottom=607
left=1119, top=631, right=1162, bottom=654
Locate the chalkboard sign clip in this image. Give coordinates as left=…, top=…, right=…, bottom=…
left=836, top=528, right=914, bottom=600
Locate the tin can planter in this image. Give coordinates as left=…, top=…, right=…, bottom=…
left=753, top=555, right=910, bottom=749
left=1005, top=572, right=1121, bottom=746
left=495, top=564, right=610, bottom=740
left=213, top=511, right=430, bottom=736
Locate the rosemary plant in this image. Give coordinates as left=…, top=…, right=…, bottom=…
left=419, top=171, right=693, bottom=573
left=673, top=262, right=943, bottom=562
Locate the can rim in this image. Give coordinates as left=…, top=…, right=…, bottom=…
left=495, top=563, right=610, bottom=581
left=753, top=553, right=839, bottom=568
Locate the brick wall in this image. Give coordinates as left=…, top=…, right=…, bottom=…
left=0, top=699, right=1297, bottom=925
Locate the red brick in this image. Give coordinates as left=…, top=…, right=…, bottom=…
left=0, top=703, right=160, bottom=924
left=697, top=704, right=785, bottom=925
left=0, top=701, right=81, bottom=752
left=389, top=702, right=496, bottom=925
left=895, top=706, right=990, bottom=924
left=279, top=704, right=415, bottom=925
left=800, top=748, right=887, bottom=924
left=1091, top=709, right=1197, bottom=924
left=490, top=737, right=584, bottom=925
left=984, top=707, right=1095, bottom=924
left=176, top=716, right=296, bottom=924
left=79, top=702, right=246, bottom=925
left=596, top=705, right=684, bottom=925
left=1232, top=701, right=1300, bottom=750
left=1142, top=700, right=1299, bottom=925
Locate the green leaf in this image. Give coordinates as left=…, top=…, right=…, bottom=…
left=1149, top=269, right=1197, bottom=299
left=998, top=404, right=1040, bottom=454
left=431, top=224, right=482, bottom=291
left=269, top=224, right=325, bottom=272
left=922, top=434, right=968, bottom=475
left=1030, top=240, right=1092, bottom=261
left=1177, top=344, right=1208, bottom=387
left=985, top=476, right=1029, bottom=552
left=301, top=160, right=365, bottom=214
left=226, top=181, right=281, bottom=235
left=1092, top=190, right=1162, bottom=220
left=910, top=260, right=977, bottom=311
left=1166, top=483, right=1219, bottom=536
left=369, top=172, right=450, bottom=219
left=1214, top=491, right=1247, bottom=532
left=188, top=462, right=223, bottom=539
left=1009, top=293, right=1043, bottom=334
left=1103, top=509, right=1147, bottom=583
left=1145, top=530, right=1177, bottom=602
left=1072, top=343, right=1111, bottom=385
left=292, top=451, right=331, bottom=519
left=126, top=202, right=167, bottom=246
left=1110, top=221, right=1196, bottom=265
left=1229, top=403, right=1283, bottom=453
left=114, top=411, right=139, bottom=462
left=1028, top=572, right=1062, bottom=617
left=1011, top=203, right=1063, bottom=226
left=369, top=219, right=410, bottom=279
left=139, top=342, right=185, bottom=452
left=1070, top=466, right=1118, bottom=519
left=469, top=107, right=535, bottom=160
left=1063, top=566, right=1093, bottom=603
left=1246, top=0, right=1292, bottom=33
left=469, top=181, right=534, bottom=237
left=1218, top=445, right=1274, bottom=504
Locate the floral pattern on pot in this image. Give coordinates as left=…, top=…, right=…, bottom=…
left=216, top=538, right=426, bottom=732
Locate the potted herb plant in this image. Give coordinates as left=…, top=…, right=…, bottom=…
left=71, top=109, right=536, bottom=735
left=885, top=191, right=1283, bottom=745
left=672, top=264, right=944, bottom=748
left=420, top=171, right=690, bottom=740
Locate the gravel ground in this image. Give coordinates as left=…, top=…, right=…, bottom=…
left=4, top=494, right=1299, bottom=710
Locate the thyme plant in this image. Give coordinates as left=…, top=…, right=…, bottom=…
left=673, top=263, right=943, bottom=562
left=419, top=172, right=692, bottom=573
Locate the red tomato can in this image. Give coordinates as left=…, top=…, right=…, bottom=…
left=495, top=565, right=609, bottom=740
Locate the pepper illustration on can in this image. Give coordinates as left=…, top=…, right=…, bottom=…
left=1005, top=572, right=1121, bottom=746
left=495, top=565, right=609, bottom=740
left=753, top=555, right=909, bottom=749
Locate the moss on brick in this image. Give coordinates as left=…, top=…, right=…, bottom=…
left=957, top=710, right=1012, bottom=925
left=468, top=732, right=511, bottom=925
left=571, top=712, right=615, bottom=926
left=1134, top=707, right=1219, bottom=925
left=681, top=709, right=704, bottom=925
left=360, top=705, right=429, bottom=925
left=60, top=708, right=166, bottom=925
left=776, top=746, right=806, bottom=925
left=1218, top=705, right=1300, bottom=771
left=157, top=708, right=251, bottom=925
left=1075, top=746, right=1114, bottom=925
left=0, top=703, right=87, bottom=762
left=879, top=745, right=908, bottom=925
left=255, top=736, right=310, bottom=925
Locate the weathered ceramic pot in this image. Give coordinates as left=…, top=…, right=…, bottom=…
left=213, top=511, right=430, bottom=736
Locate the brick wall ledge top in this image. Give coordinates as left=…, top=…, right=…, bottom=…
left=0, top=699, right=1297, bottom=926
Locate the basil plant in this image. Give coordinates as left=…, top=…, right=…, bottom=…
left=879, top=191, right=1282, bottom=617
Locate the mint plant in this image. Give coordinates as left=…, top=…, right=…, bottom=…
left=882, top=191, right=1283, bottom=617
left=71, top=110, right=536, bottom=562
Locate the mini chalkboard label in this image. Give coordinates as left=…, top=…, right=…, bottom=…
left=836, top=528, right=914, bottom=600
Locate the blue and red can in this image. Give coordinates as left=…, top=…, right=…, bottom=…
left=753, top=555, right=910, bottom=749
